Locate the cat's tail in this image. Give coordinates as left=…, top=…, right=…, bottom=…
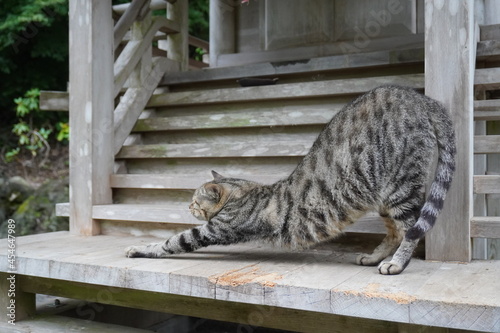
left=406, top=100, right=456, bottom=241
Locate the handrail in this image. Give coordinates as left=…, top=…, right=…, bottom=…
left=114, top=0, right=150, bottom=51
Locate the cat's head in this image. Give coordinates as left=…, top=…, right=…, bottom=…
left=189, top=171, right=259, bottom=221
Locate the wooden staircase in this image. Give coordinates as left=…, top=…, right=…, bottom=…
left=471, top=24, right=500, bottom=245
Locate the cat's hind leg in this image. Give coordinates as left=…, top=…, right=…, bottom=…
left=376, top=194, right=424, bottom=274
left=355, top=213, right=405, bottom=266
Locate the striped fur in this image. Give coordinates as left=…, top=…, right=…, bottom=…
left=125, top=85, right=456, bottom=275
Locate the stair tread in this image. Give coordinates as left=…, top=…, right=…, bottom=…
left=471, top=216, right=500, bottom=238
left=474, top=68, right=500, bottom=89
left=110, top=173, right=286, bottom=189
left=160, top=48, right=425, bottom=86
left=473, top=175, right=500, bottom=194
left=474, top=135, right=500, bottom=154
left=148, top=74, right=425, bottom=107
left=116, top=141, right=314, bottom=159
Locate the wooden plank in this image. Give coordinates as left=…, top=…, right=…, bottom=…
left=424, top=0, right=474, bottom=262
left=471, top=217, right=500, bottom=238
left=473, top=175, right=500, bottom=194
left=475, top=68, right=500, bottom=90
left=69, top=0, right=114, bottom=235
left=113, top=0, right=149, bottom=51
left=1, top=233, right=499, bottom=332
left=149, top=73, right=425, bottom=107
left=474, top=135, right=500, bottom=154
left=114, top=57, right=168, bottom=155
left=39, top=91, right=69, bottom=111
left=116, top=141, right=314, bottom=159
left=110, top=174, right=285, bottom=189
left=163, top=48, right=424, bottom=85
left=133, top=107, right=338, bottom=132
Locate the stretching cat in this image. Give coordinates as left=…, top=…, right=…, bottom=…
left=125, top=85, right=456, bottom=275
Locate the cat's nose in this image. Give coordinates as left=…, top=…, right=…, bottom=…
left=189, top=203, right=194, bottom=209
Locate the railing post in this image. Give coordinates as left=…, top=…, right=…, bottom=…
left=424, top=0, right=474, bottom=261
left=165, top=0, right=188, bottom=71
left=69, top=0, right=114, bottom=235
left=209, top=0, right=235, bottom=67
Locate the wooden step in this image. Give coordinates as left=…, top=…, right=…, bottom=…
left=474, top=99, right=500, bottom=121
left=480, top=24, right=500, bottom=41
left=116, top=141, right=314, bottom=159
left=148, top=74, right=425, bottom=107
left=110, top=174, right=285, bottom=189
left=474, top=68, right=500, bottom=90
left=160, top=48, right=424, bottom=86
left=471, top=216, right=500, bottom=238
left=133, top=107, right=337, bottom=132
left=58, top=203, right=387, bottom=233
left=476, top=39, right=500, bottom=61
left=474, top=135, right=500, bottom=154
left=474, top=175, right=500, bottom=194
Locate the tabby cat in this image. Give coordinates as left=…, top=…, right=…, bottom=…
left=125, top=85, right=456, bottom=275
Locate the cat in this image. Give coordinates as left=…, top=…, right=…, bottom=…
left=125, top=85, right=456, bottom=275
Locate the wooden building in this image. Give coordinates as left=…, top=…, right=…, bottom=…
left=1, top=0, right=500, bottom=331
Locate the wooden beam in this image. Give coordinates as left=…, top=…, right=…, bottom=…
left=114, top=57, right=168, bottom=155
left=18, top=275, right=414, bottom=333
left=424, top=0, right=474, bottom=262
left=69, top=0, right=114, bottom=235
left=113, top=0, right=149, bottom=51
left=475, top=68, right=500, bottom=90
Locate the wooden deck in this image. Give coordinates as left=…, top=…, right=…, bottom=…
left=1, top=232, right=499, bottom=332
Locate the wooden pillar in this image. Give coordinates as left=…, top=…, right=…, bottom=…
left=0, top=273, right=35, bottom=322
left=424, top=0, right=475, bottom=262
left=69, top=0, right=114, bottom=235
left=166, top=0, right=188, bottom=71
left=209, top=0, right=235, bottom=67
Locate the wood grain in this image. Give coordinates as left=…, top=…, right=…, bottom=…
left=424, top=0, right=474, bottom=262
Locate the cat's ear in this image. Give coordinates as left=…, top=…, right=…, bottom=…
left=205, top=183, right=222, bottom=202
left=211, top=170, right=225, bottom=181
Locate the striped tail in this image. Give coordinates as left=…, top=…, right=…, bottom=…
left=406, top=102, right=456, bottom=241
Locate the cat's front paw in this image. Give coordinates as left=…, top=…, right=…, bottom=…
left=378, top=261, right=403, bottom=275
left=125, top=245, right=147, bottom=258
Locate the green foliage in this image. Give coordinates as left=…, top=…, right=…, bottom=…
left=6, top=88, right=68, bottom=164
left=0, top=0, right=69, bottom=132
